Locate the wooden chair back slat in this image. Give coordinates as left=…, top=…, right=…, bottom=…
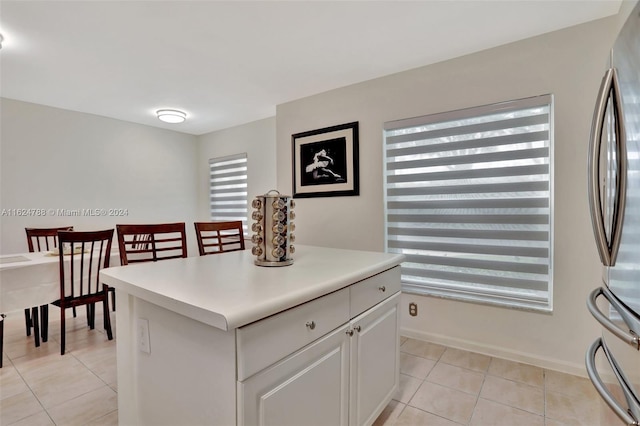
left=25, top=226, right=74, bottom=253
left=194, top=221, right=245, bottom=256
left=116, top=223, right=188, bottom=265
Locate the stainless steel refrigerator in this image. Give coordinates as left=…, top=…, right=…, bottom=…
left=585, top=1, right=640, bottom=425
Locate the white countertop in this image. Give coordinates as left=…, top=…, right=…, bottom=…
left=100, top=245, right=404, bottom=331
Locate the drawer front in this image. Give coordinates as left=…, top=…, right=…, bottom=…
left=350, top=266, right=401, bottom=319
left=237, top=287, right=350, bottom=381
left=237, top=324, right=350, bottom=426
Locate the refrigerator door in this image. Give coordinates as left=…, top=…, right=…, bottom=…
left=607, top=0, right=640, bottom=315
left=587, top=5, right=640, bottom=425
left=588, top=286, right=640, bottom=403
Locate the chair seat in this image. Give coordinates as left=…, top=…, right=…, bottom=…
left=51, top=291, right=110, bottom=309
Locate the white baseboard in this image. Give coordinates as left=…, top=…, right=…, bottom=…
left=400, top=326, right=589, bottom=378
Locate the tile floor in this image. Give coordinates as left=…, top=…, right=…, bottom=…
left=1, top=306, right=117, bottom=426
left=1, top=308, right=621, bottom=426
left=375, top=337, right=624, bottom=426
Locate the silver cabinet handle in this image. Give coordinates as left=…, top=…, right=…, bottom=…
left=354, top=325, right=361, bottom=333
left=378, top=286, right=386, bottom=292
left=346, top=329, right=354, bottom=336
left=586, top=338, right=640, bottom=425
left=587, top=287, right=640, bottom=349
left=305, top=321, right=315, bottom=330
left=587, top=67, right=627, bottom=267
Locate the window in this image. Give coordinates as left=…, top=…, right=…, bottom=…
left=384, top=95, right=553, bottom=311
left=209, top=153, right=248, bottom=235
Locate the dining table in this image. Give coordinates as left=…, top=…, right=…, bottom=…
left=0, top=249, right=121, bottom=366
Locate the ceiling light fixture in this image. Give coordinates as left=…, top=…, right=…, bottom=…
left=156, top=109, right=186, bottom=124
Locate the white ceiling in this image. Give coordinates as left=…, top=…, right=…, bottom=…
left=0, top=1, right=622, bottom=136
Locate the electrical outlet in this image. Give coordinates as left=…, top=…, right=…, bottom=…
left=409, top=302, right=418, bottom=317
left=138, top=318, right=151, bottom=354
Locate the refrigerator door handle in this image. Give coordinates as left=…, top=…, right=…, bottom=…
left=587, top=286, right=640, bottom=350
left=586, top=338, right=640, bottom=426
left=587, top=67, right=628, bottom=266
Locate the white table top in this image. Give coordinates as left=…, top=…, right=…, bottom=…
left=0, top=250, right=120, bottom=313
left=100, top=245, right=404, bottom=331
left=1, top=251, right=65, bottom=313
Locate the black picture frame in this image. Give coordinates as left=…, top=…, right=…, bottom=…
left=292, top=121, right=359, bottom=198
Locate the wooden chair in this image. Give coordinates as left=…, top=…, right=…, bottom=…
left=26, top=226, right=73, bottom=252
left=194, top=221, right=245, bottom=256
left=51, top=229, right=114, bottom=355
left=116, top=223, right=188, bottom=265
left=24, top=226, right=73, bottom=345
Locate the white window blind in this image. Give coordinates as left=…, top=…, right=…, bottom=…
left=209, top=153, right=248, bottom=234
left=384, top=95, right=553, bottom=311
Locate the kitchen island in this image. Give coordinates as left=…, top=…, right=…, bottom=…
left=100, top=245, right=404, bottom=426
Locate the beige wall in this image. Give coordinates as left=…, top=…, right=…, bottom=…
left=196, top=117, right=277, bottom=222
left=0, top=98, right=200, bottom=254
left=275, top=14, right=627, bottom=374
left=0, top=100, right=276, bottom=255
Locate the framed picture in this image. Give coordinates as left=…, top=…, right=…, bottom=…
left=292, top=121, right=359, bottom=198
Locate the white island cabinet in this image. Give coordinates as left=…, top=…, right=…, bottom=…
left=100, top=245, right=404, bottom=426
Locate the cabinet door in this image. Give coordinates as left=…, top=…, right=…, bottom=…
left=349, top=292, right=400, bottom=426
left=238, top=324, right=350, bottom=426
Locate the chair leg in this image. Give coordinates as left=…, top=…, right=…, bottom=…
left=1, top=313, right=5, bottom=368
left=31, top=307, right=40, bottom=348
left=86, top=305, right=93, bottom=328
left=24, top=308, right=32, bottom=336
left=88, top=304, right=96, bottom=329
left=111, top=290, right=116, bottom=312
left=103, top=287, right=113, bottom=340
left=72, top=306, right=77, bottom=318
left=60, top=308, right=66, bottom=355
left=40, top=305, right=48, bottom=343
